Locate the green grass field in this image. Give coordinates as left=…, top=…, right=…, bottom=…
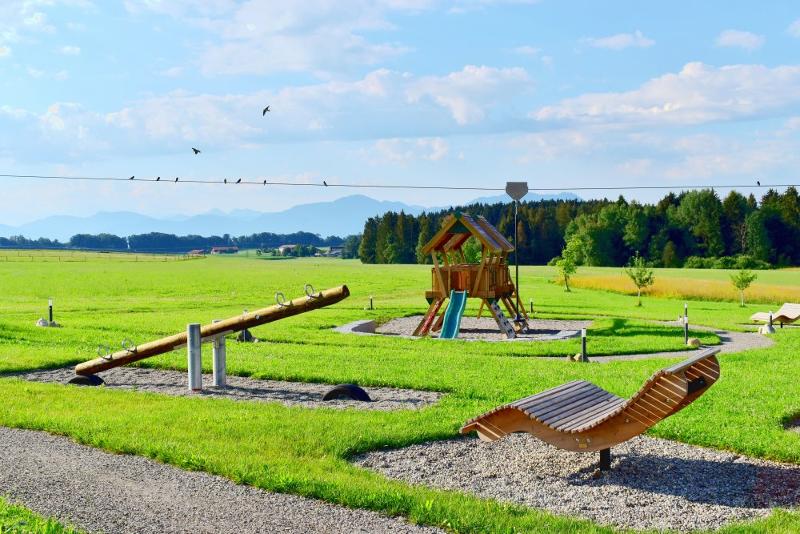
left=0, top=497, right=79, bottom=533
left=0, top=255, right=798, bottom=532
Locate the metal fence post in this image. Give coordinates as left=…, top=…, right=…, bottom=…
left=212, top=319, right=226, bottom=387
left=187, top=323, right=202, bottom=391
left=581, top=328, right=588, bottom=362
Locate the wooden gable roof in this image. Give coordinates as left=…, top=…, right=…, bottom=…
left=420, top=212, right=513, bottom=255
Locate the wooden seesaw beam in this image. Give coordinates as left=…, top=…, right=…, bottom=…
left=75, top=285, right=350, bottom=376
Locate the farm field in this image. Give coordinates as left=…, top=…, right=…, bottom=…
left=557, top=265, right=800, bottom=305
left=0, top=255, right=798, bottom=532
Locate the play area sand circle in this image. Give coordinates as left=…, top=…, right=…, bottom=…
left=367, top=316, right=592, bottom=341
left=16, top=367, right=442, bottom=411
left=354, top=433, right=800, bottom=532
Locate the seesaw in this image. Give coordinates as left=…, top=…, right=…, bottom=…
left=70, top=285, right=366, bottom=400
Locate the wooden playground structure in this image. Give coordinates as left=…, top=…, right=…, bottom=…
left=413, top=212, right=528, bottom=338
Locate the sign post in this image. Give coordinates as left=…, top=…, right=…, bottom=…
left=505, top=182, right=528, bottom=323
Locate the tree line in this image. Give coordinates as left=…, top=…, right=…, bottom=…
left=0, top=231, right=344, bottom=253
left=357, top=188, right=800, bottom=267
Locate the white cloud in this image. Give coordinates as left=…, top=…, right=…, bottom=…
left=788, top=19, right=800, bottom=37
left=513, top=45, right=540, bottom=56
left=584, top=30, right=654, bottom=50
left=406, top=65, right=530, bottom=124
left=59, top=45, right=81, bottom=55
left=158, top=66, right=184, bottom=77
left=534, top=62, right=800, bottom=126
left=715, top=29, right=764, bottom=51
left=372, top=137, right=449, bottom=162
left=0, top=45, right=10, bottom=57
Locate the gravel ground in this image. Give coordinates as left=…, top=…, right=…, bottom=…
left=0, top=427, right=440, bottom=534
left=591, top=322, right=774, bottom=363
left=376, top=316, right=591, bottom=341
left=355, top=433, right=800, bottom=532
left=15, top=367, right=441, bottom=411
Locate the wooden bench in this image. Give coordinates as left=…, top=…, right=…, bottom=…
left=751, top=303, right=800, bottom=328
left=460, top=347, right=721, bottom=470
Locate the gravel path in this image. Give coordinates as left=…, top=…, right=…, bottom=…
left=590, top=321, right=774, bottom=363
left=376, top=316, right=591, bottom=341
left=0, top=427, right=439, bottom=534
left=355, top=433, right=800, bottom=532
left=15, top=367, right=441, bottom=411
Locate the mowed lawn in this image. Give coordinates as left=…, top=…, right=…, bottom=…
left=0, top=255, right=798, bottom=532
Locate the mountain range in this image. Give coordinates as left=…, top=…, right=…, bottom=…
left=0, top=192, right=578, bottom=241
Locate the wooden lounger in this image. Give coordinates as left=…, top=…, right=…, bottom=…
left=751, top=303, right=800, bottom=328
left=460, top=347, right=720, bottom=470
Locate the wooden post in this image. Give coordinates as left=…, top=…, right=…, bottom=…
left=212, top=319, right=226, bottom=387
left=187, top=323, right=202, bottom=391
left=75, top=285, right=350, bottom=376
left=683, top=303, right=689, bottom=345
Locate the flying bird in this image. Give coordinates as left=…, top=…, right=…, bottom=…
left=129, top=175, right=134, bottom=180
left=192, top=148, right=201, bottom=155
left=236, top=178, right=242, bottom=184
left=323, top=180, right=328, bottom=187
left=156, top=176, right=161, bottom=181
left=262, top=105, right=270, bottom=116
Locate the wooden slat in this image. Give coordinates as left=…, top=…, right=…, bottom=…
left=511, top=381, right=591, bottom=411
left=535, top=388, right=615, bottom=424
left=516, top=382, right=598, bottom=415
left=543, top=392, right=620, bottom=427
left=557, top=398, right=627, bottom=431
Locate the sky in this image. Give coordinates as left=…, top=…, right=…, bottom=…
left=2, top=0, right=800, bottom=225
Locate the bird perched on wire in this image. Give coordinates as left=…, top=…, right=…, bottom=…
left=757, top=180, right=761, bottom=186
left=129, top=175, right=134, bottom=180
left=263, top=180, right=267, bottom=185
left=156, top=176, right=161, bottom=181
left=175, top=177, right=179, bottom=183
left=224, top=178, right=227, bottom=184
left=323, top=180, right=328, bottom=187
left=192, top=148, right=201, bottom=155
left=236, top=178, right=242, bottom=184
left=262, top=105, right=270, bottom=116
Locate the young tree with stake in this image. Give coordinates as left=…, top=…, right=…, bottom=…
left=730, top=269, right=758, bottom=307
left=624, top=252, right=655, bottom=306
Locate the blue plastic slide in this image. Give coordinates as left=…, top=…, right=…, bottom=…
left=439, top=290, right=468, bottom=339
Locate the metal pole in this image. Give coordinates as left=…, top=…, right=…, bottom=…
left=212, top=319, right=226, bottom=387
left=514, top=200, right=521, bottom=322
left=187, top=323, right=202, bottom=392
left=599, top=448, right=611, bottom=471
left=529, top=298, right=533, bottom=315
left=369, top=296, right=373, bottom=310
left=683, top=303, right=689, bottom=345
left=48, top=297, right=53, bottom=324
left=581, top=328, right=588, bottom=362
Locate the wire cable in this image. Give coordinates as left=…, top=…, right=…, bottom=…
left=0, top=173, right=796, bottom=193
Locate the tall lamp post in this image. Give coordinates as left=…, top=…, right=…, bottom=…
left=505, top=181, right=529, bottom=323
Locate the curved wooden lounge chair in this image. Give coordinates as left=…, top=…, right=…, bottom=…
left=460, top=347, right=720, bottom=469
left=751, top=303, right=800, bottom=328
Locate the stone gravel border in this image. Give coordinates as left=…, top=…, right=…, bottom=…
left=13, top=366, right=442, bottom=411
left=0, top=427, right=440, bottom=534
left=354, top=433, right=800, bottom=532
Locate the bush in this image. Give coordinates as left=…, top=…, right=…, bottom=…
left=683, top=255, right=772, bottom=270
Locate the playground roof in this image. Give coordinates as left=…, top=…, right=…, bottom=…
left=421, top=213, right=514, bottom=255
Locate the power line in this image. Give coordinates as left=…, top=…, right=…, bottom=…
left=0, top=173, right=796, bottom=193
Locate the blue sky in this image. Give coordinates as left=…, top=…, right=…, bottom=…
left=2, top=0, right=800, bottom=224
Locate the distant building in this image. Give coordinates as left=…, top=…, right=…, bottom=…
left=210, top=246, right=239, bottom=255
left=277, top=244, right=297, bottom=255
left=328, top=246, right=344, bottom=257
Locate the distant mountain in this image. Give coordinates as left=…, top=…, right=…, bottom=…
left=0, top=192, right=579, bottom=241
left=2, top=195, right=428, bottom=241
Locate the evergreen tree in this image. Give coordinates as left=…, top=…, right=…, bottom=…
left=358, top=218, right=378, bottom=264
